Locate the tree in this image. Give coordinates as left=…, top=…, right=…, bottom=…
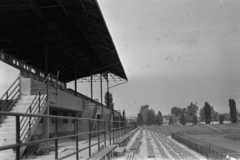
left=140, top=105, right=150, bottom=124
left=222, top=113, right=230, bottom=121
left=155, top=111, right=163, bottom=125
left=185, top=102, right=198, bottom=123
left=171, top=106, right=181, bottom=117
left=169, top=116, right=174, bottom=125
left=204, top=102, right=212, bottom=124
left=179, top=114, right=186, bottom=125
left=211, top=106, right=219, bottom=121
left=199, top=107, right=205, bottom=122
left=104, top=91, right=113, bottom=109
left=180, top=108, right=187, bottom=115
left=219, top=114, right=224, bottom=124
left=146, top=109, right=156, bottom=125
left=193, top=114, right=198, bottom=124
left=137, top=112, right=144, bottom=125
left=229, top=99, right=237, bottom=123
left=187, top=102, right=198, bottom=117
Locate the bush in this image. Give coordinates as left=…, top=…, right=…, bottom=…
left=23, top=134, right=55, bottom=158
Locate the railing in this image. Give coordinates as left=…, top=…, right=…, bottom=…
left=0, top=77, right=20, bottom=123
left=0, top=111, right=135, bottom=160
left=20, top=74, right=58, bottom=142
left=172, top=132, right=240, bottom=160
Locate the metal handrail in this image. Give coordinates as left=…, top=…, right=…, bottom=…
left=20, top=74, right=58, bottom=141
left=0, top=77, right=20, bottom=122
left=0, top=111, right=136, bottom=160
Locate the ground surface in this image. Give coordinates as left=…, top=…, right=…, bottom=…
left=186, top=132, right=240, bottom=159
left=225, top=133, right=240, bottom=141
left=22, top=129, right=215, bottom=160
left=115, top=129, right=206, bottom=160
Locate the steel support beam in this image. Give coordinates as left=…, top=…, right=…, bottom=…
left=44, top=31, right=48, bottom=76
left=91, top=74, right=93, bottom=99
left=100, top=74, right=102, bottom=105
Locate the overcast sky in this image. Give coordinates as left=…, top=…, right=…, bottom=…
left=69, top=0, right=240, bottom=116
left=86, top=0, right=240, bottom=116
left=1, top=0, right=240, bottom=117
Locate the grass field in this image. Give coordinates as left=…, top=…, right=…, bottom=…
left=183, top=132, right=240, bottom=159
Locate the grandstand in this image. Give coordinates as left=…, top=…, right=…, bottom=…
left=1, top=1, right=240, bottom=160
left=0, top=0, right=137, bottom=160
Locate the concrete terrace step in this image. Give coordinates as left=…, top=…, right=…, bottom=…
left=0, top=126, right=16, bottom=131
left=0, top=137, right=16, bottom=145
left=0, top=132, right=16, bottom=138
left=0, top=149, right=15, bottom=154
left=4, top=116, right=24, bottom=123
left=0, top=153, right=15, bottom=160
left=1, top=123, right=15, bottom=127
left=20, top=95, right=36, bottom=100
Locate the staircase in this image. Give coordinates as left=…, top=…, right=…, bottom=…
left=0, top=74, right=58, bottom=160
left=0, top=95, right=35, bottom=160
left=77, top=100, right=97, bottom=139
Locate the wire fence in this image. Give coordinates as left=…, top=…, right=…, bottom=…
left=172, top=132, right=240, bottom=160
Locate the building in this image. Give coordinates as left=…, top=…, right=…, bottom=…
left=0, top=0, right=133, bottom=159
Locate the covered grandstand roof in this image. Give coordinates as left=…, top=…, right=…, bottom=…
left=0, top=0, right=127, bottom=82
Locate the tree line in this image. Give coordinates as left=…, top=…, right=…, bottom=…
left=137, top=99, right=239, bottom=126
left=137, top=105, right=163, bottom=125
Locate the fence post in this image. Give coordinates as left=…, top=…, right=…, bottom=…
left=109, top=119, right=111, bottom=145
left=55, top=117, right=58, bottom=159
left=89, top=120, right=91, bottom=157
left=97, top=120, right=100, bottom=151
left=16, top=115, right=20, bottom=160
left=104, top=121, right=106, bottom=147
left=38, top=92, right=41, bottom=113
left=76, top=119, right=79, bottom=160
left=113, top=121, right=115, bottom=142
left=29, top=106, right=31, bottom=134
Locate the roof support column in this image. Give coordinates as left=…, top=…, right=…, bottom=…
left=44, top=31, right=48, bottom=76
left=107, top=76, right=111, bottom=144
left=100, top=74, right=102, bottom=106
left=91, top=74, right=93, bottom=99
left=74, top=60, right=77, bottom=96
left=74, top=11, right=77, bottom=96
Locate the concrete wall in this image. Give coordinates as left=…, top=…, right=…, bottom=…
left=34, top=110, right=77, bottom=137
left=20, top=77, right=31, bottom=95
left=19, top=77, right=84, bottom=112
left=0, top=61, right=20, bottom=97
left=50, top=89, right=84, bottom=112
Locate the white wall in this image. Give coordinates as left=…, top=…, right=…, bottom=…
left=0, top=61, right=20, bottom=97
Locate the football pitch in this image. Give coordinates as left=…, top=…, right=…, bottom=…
left=184, top=132, right=240, bottom=158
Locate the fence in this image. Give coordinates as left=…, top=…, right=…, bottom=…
left=0, top=111, right=136, bottom=160
left=172, top=133, right=240, bottom=160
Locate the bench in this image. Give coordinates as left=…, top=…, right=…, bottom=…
left=113, top=128, right=138, bottom=147
left=113, top=134, right=131, bottom=147
left=88, top=145, right=117, bottom=160
left=130, top=139, right=141, bottom=154
left=150, top=132, right=169, bottom=159
left=146, top=132, right=154, bottom=158
left=169, top=150, right=181, bottom=160
left=126, top=153, right=135, bottom=160
left=136, top=130, right=143, bottom=139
